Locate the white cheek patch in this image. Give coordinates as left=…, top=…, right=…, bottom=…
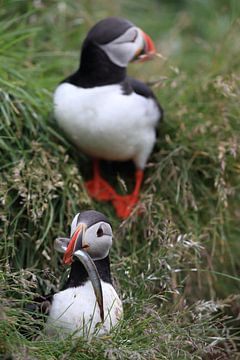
left=99, top=27, right=144, bottom=67
left=85, top=222, right=112, bottom=260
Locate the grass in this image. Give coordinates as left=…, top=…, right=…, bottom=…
left=0, top=0, right=240, bottom=358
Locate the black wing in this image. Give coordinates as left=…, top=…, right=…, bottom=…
left=25, top=294, right=53, bottom=315
left=122, top=76, right=163, bottom=120
left=22, top=294, right=53, bottom=339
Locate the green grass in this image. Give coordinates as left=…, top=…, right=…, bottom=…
left=1, top=0, right=240, bottom=359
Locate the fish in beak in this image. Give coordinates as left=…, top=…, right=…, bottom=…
left=73, top=250, right=104, bottom=322
left=58, top=223, right=104, bottom=322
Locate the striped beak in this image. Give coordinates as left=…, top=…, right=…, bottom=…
left=142, top=31, right=156, bottom=56
left=63, top=223, right=87, bottom=265
left=133, top=30, right=156, bottom=62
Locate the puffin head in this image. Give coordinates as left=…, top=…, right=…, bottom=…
left=55, top=210, right=113, bottom=265
left=55, top=210, right=112, bottom=323
left=82, top=17, right=156, bottom=68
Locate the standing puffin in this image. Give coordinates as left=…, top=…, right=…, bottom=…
left=54, top=17, right=163, bottom=218
left=38, top=210, right=122, bottom=338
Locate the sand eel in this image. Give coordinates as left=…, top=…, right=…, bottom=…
left=41, top=210, right=122, bottom=338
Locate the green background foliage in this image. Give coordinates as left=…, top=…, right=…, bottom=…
left=0, top=0, right=240, bottom=358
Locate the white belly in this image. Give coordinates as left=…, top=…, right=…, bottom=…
left=46, top=281, right=123, bottom=338
left=53, top=83, right=159, bottom=169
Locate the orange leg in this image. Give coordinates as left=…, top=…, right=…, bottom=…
left=85, top=159, right=117, bottom=201
left=112, top=170, right=144, bottom=219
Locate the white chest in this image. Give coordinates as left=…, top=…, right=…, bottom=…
left=53, top=83, right=159, bottom=167
left=46, top=280, right=123, bottom=338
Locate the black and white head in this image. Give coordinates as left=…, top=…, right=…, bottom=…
left=55, top=210, right=113, bottom=265
left=54, top=210, right=113, bottom=323
left=82, top=17, right=156, bottom=68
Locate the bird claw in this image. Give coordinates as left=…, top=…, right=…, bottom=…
left=85, top=178, right=116, bottom=201
left=112, top=194, right=139, bottom=219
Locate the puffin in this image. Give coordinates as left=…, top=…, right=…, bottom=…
left=31, top=210, right=123, bottom=338
left=54, top=17, right=163, bottom=218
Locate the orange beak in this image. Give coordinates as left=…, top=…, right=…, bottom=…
left=133, top=30, right=156, bottom=62
left=63, top=223, right=87, bottom=265
left=142, top=31, right=156, bottom=55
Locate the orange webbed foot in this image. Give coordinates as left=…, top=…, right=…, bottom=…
left=85, top=159, right=118, bottom=201
left=112, top=194, right=139, bottom=219
left=112, top=169, right=144, bottom=219
left=85, top=178, right=116, bottom=201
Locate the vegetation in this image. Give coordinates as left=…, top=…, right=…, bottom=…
left=0, top=0, right=240, bottom=359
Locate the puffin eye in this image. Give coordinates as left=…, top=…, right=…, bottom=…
left=97, top=226, right=104, bottom=237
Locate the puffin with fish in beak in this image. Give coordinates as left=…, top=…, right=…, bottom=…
left=54, top=17, right=163, bottom=218
left=30, top=210, right=122, bottom=338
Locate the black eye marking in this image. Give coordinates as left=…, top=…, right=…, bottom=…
left=97, top=226, right=104, bottom=237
